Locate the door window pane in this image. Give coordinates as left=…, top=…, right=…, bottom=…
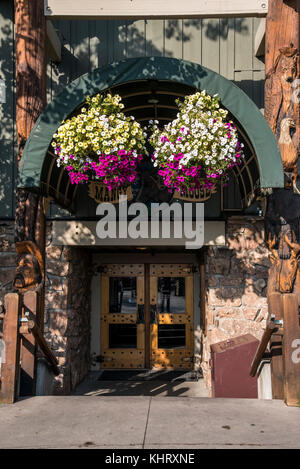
left=109, top=324, right=137, bottom=348
left=158, top=324, right=186, bottom=349
left=158, top=277, right=185, bottom=314
left=109, top=277, right=137, bottom=314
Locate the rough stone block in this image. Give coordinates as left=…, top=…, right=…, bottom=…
left=209, top=287, right=242, bottom=307
left=46, top=245, right=62, bottom=260
left=46, top=260, right=69, bottom=277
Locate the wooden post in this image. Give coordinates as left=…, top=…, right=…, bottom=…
left=19, top=320, right=60, bottom=376
left=19, top=291, right=38, bottom=396
left=0, top=294, right=21, bottom=404
left=264, top=0, right=299, bottom=397
left=14, top=0, right=47, bottom=294
left=14, top=0, right=47, bottom=394
left=250, top=321, right=277, bottom=378
left=281, top=294, right=300, bottom=406
left=265, top=0, right=299, bottom=179
left=15, top=0, right=46, bottom=160
left=268, top=292, right=284, bottom=399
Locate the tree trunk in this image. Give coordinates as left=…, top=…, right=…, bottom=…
left=15, top=0, right=46, bottom=157
left=14, top=0, right=46, bottom=299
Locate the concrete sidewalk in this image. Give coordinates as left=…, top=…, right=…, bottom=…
left=0, top=396, right=299, bottom=449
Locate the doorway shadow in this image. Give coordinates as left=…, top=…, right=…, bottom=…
left=71, top=371, right=209, bottom=397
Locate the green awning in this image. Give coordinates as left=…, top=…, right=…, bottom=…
left=18, top=56, right=283, bottom=204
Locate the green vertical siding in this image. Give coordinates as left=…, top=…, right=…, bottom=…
left=0, top=0, right=15, bottom=218
left=48, top=18, right=265, bottom=108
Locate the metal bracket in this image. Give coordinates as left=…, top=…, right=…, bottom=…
left=270, top=315, right=284, bottom=327
left=92, top=354, right=115, bottom=364
left=19, top=317, right=29, bottom=324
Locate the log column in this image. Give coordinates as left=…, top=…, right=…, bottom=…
left=14, top=0, right=47, bottom=395
left=265, top=0, right=299, bottom=164
left=14, top=0, right=46, bottom=307
left=264, top=0, right=300, bottom=401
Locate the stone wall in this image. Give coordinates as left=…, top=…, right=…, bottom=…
left=0, top=221, right=93, bottom=395
left=44, top=223, right=93, bottom=394
left=201, top=216, right=270, bottom=393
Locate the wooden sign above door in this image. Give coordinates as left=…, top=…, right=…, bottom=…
left=88, top=180, right=217, bottom=204
left=88, top=181, right=133, bottom=204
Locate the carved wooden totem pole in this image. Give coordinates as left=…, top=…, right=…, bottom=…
left=264, top=0, right=300, bottom=404
left=265, top=0, right=300, bottom=295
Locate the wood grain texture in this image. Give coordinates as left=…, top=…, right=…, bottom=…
left=15, top=0, right=46, bottom=159
left=19, top=291, right=37, bottom=396
left=14, top=0, right=46, bottom=255
left=264, top=0, right=299, bottom=158
left=100, top=266, right=145, bottom=369
left=268, top=292, right=284, bottom=399
left=0, top=294, right=20, bottom=404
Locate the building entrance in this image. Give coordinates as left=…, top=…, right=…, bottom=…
left=100, top=263, right=194, bottom=370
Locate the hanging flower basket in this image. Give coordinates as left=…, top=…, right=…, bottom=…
left=149, top=91, right=244, bottom=194
left=51, top=93, right=147, bottom=190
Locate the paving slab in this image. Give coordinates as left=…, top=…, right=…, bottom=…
left=0, top=396, right=299, bottom=449
left=145, top=397, right=300, bottom=449
left=0, top=396, right=150, bottom=449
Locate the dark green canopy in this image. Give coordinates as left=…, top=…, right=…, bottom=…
left=18, top=56, right=283, bottom=207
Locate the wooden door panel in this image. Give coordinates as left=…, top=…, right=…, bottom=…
left=100, top=264, right=145, bottom=369
left=100, top=263, right=195, bottom=370
left=150, top=264, right=194, bottom=370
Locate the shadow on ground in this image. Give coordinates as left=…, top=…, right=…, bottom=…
left=71, top=371, right=209, bottom=397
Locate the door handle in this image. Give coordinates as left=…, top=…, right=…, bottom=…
left=150, top=305, right=157, bottom=324
left=137, top=304, right=145, bottom=324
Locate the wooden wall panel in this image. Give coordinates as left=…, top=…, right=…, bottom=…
left=182, top=19, right=202, bottom=64
left=164, top=20, right=183, bottom=59
left=0, top=140, right=14, bottom=217
left=0, top=0, right=15, bottom=218
left=219, top=19, right=235, bottom=80
left=112, top=21, right=128, bottom=62
left=201, top=19, right=220, bottom=73
left=145, top=20, right=164, bottom=56
left=0, top=3, right=14, bottom=141
left=70, top=21, right=91, bottom=78
left=127, top=20, right=146, bottom=58
left=46, top=17, right=264, bottom=102
left=234, top=17, right=253, bottom=71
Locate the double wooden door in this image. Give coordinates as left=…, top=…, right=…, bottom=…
left=100, top=263, right=194, bottom=370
